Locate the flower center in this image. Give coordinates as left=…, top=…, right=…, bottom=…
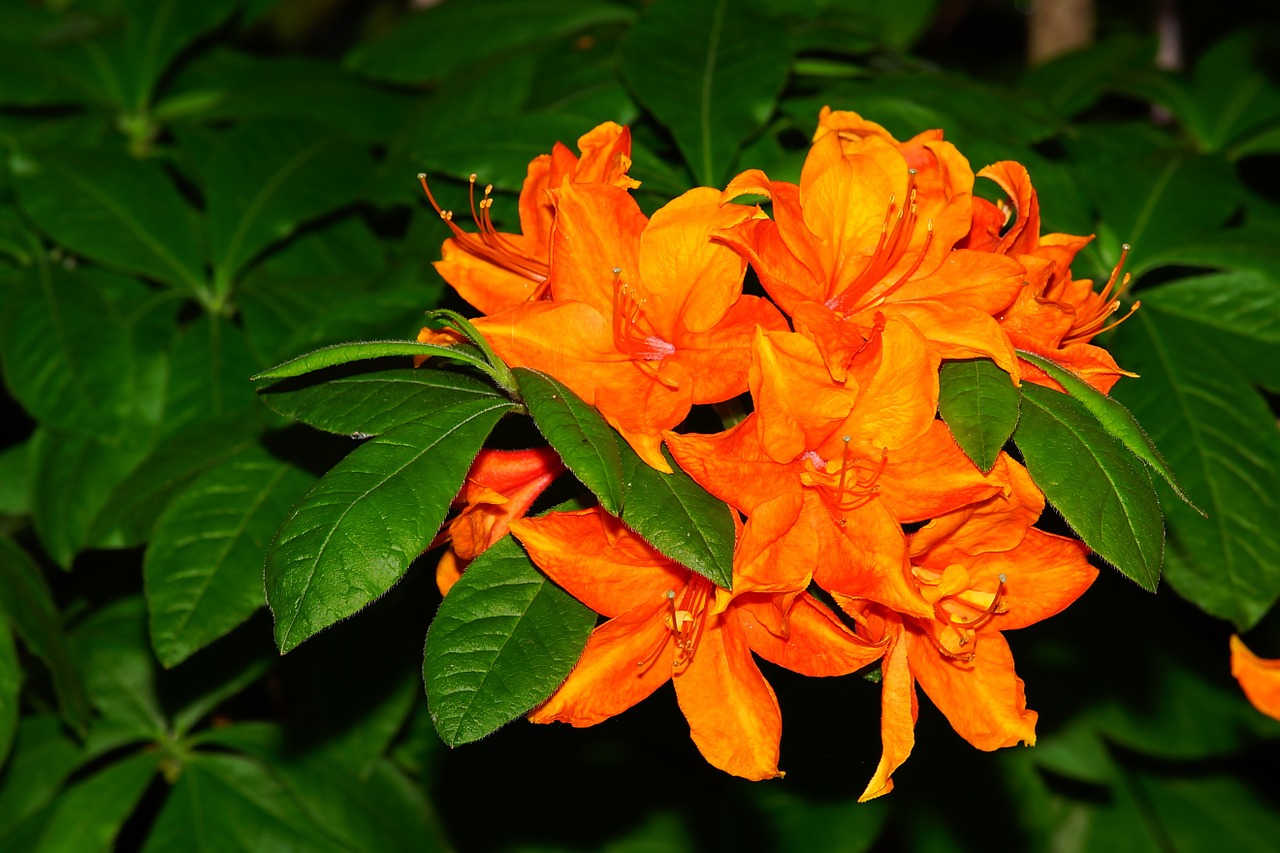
left=611, top=268, right=680, bottom=388
left=636, top=576, right=714, bottom=670
left=418, top=172, right=550, bottom=295
left=1057, top=243, right=1139, bottom=345
left=802, top=436, right=889, bottom=526
left=912, top=567, right=1009, bottom=659
left=826, top=168, right=935, bottom=316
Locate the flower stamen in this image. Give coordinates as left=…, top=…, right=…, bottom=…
left=611, top=268, right=680, bottom=388
left=1062, top=244, right=1140, bottom=344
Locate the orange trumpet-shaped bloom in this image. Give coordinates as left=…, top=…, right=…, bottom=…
left=837, top=461, right=1098, bottom=801
left=421, top=122, right=641, bottom=314
left=1230, top=635, right=1280, bottom=721
left=970, top=161, right=1136, bottom=393
left=472, top=183, right=787, bottom=471
left=715, top=108, right=1025, bottom=378
left=433, top=447, right=565, bottom=595
left=510, top=506, right=883, bottom=780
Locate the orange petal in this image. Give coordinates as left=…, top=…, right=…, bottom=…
left=838, top=316, right=939, bottom=455
left=530, top=604, right=673, bottom=726
left=751, top=329, right=860, bottom=463
left=859, top=615, right=916, bottom=801
left=907, top=625, right=1037, bottom=751
left=548, top=182, right=648, bottom=309
left=672, top=294, right=788, bottom=405
left=571, top=121, right=641, bottom=190
left=436, top=548, right=464, bottom=596
left=977, top=161, right=1041, bottom=257
left=435, top=236, right=544, bottom=314
left=979, top=528, right=1096, bottom=631
left=511, top=508, right=686, bottom=618
left=1230, top=635, right=1280, bottom=721
left=818, top=495, right=933, bottom=619
left=740, top=591, right=884, bottom=677
left=874, top=420, right=1005, bottom=524
left=673, top=610, right=783, bottom=780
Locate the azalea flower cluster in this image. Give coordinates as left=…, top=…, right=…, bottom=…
left=419, top=110, right=1124, bottom=798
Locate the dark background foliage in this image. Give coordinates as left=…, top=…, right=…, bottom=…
left=3, top=0, right=1280, bottom=850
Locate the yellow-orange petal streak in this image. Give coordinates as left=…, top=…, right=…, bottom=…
left=860, top=617, right=916, bottom=802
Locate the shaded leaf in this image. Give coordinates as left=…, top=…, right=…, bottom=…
left=0, top=716, right=82, bottom=843
left=514, top=367, right=624, bottom=514
left=70, top=598, right=166, bottom=740
left=621, top=0, right=792, bottom=186
left=32, top=750, right=161, bottom=853
left=1136, top=770, right=1280, bottom=851
left=346, top=0, right=633, bottom=84
left=1014, top=382, right=1164, bottom=591
left=14, top=149, right=207, bottom=295
left=259, top=367, right=503, bottom=437
left=0, top=621, right=17, bottom=767
left=0, top=537, right=91, bottom=733
left=117, top=0, right=243, bottom=109
left=1110, top=309, right=1280, bottom=629
left=267, top=398, right=514, bottom=653
left=142, top=753, right=347, bottom=853
left=162, top=313, right=263, bottom=434
left=0, top=440, right=29, bottom=517
left=937, top=358, right=1019, bottom=473
left=424, top=535, right=595, bottom=746
left=620, top=446, right=735, bottom=590
left=146, top=445, right=315, bottom=667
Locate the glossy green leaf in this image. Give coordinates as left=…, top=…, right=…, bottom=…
left=620, top=0, right=792, bottom=186
left=191, top=120, right=371, bottom=289
left=1014, top=382, right=1164, bottom=591
left=146, top=445, right=315, bottom=667
left=0, top=265, right=149, bottom=439
left=252, top=339, right=492, bottom=382
left=620, top=445, right=735, bottom=590
left=259, top=367, right=502, bottom=437
left=29, top=428, right=154, bottom=568
left=70, top=598, right=166, bottom=740
left=267, top=398, right=515, bottom=653
left=424, top=535, right=595, bottom=746
left=0, top=621, right=18, bottom=767
left=345, top=0, right=633, bottom=84
left=1131, top=225, right=1280, bottom=281
left=142, top=753, right=347, bottom=853
left=0, top=716, right=82, bottom=843
left=514, top=367, right=624, bottom=514
left=14, top=149, right=207, bottom=295
left=1018, top=350, right=1197, bottom=511
left=87, top=415, right=263, bottom=547
left=1110, top=310, right=1280, bottom=629
left=0, top=538, right=91, bottom=733
left=937, top=358, right=1019, bottom=473
left=32, top=750, right=161, bottom=853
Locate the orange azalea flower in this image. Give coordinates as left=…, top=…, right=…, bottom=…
left=472, top=183, right=787, bottom=471
left=969, top=161, right=1137, bottom=394
left=419, top=122, right=640, bottom=314
left=510, top=506, right=883, bottom=780
left=834, top=460, right=1097, bottom=801
left=1230, top=635, right=1280, bottom=721
left=716, top=108, right=1025, bottom=378
left=667, top=318, right=1006, bottom=618
left=433, top=447, right=564, bottom=595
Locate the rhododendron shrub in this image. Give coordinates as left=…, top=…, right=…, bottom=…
left=256, top=112, right=1193, bottom=795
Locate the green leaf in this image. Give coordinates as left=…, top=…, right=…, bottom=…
left=116, top=0, right=242, bottom=109
left=1014, top=382, right=1165, bottom=591
left=259, top=367, right=502, bottom=437
left=0, top=716, right=82, bottom=843
left=1018, top=350, right=1197, bottom=511
left=345, top=0, right=633, bottom=84
left=620, top=0, right=792, bottom=186
left=0, top=537, right=91, bottom=734
left=267, top=398, right=515, bottom=653
left=188, top=120, right=371, bottom=290
left=146, top=445, right=315, bottom=668
left=87, top=415, right=263, bottom=547
left=142, top=753, right=347, bottom=853
left=513, top=367, right=624, bottom=514
left=29, top=428, right=154, bottom=568
left=1131, top=225, right=1280, bottom=281
left=14, top=149, right=208, bottom=296
left=937, top=358, right=1019, bottom=473
left=1020, top=34, right=1156, bottom=119
left=252, top=339, right=492, bottom=382
left=0, top=440, right=29, bottom=517
left=32, top=750, right=161, bottom=853
left=70, top=598, right=166, bottom=740
left=0, top=621, right=18, bottom=767
left=424, top=535, right=595, bottom=746
left=620, top=445, right=735, bottom=590
left=1136, top=771, right=1280, bottom=851
left=1188, top=33, right=1280, bottom=154
left=1, top=265, right=151, bottom=439
left=1110, top=309, right=1280, bottom=629
left=162, top=314, right=263, bottom=434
